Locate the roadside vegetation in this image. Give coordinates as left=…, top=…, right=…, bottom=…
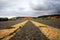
left=0, top=18, right=8, bottom=21
left=38, top=17, right=60, bottom=20
left=0, top=18, right=17, bottom=21
left=38, top=16, right=60, bottom=20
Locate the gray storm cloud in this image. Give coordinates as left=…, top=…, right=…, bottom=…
left=0, top=0, right=60, bottom=17
left=30, top=0, right=60, bottom=16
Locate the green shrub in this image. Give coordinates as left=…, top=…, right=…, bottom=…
left=0, top=18, right=8, bottom=21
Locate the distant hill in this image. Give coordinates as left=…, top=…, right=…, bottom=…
left=38, top=14, right=60, bottom=18
left=38, top=14, right=60, bottom=20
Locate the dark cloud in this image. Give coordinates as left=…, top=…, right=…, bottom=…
left=31, top=0, right=60, bottom=16
left=0, top=0, right=60, bottom=17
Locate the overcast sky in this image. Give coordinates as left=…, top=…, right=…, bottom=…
left=0, top=0, right=60, bottom=17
